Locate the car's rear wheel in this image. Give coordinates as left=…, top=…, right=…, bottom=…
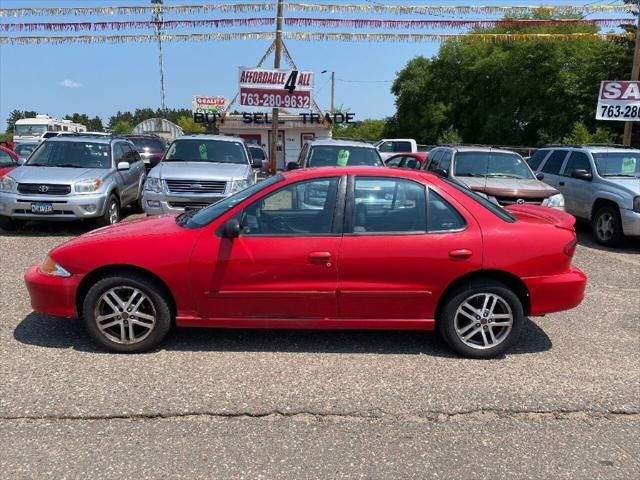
left=592, top=205, right=623, bottom=247
left=96, top=195, right=120, bottom=227
left=81, top=274, right=172, bottom=353
left=438, top=280, right=524, bottom=359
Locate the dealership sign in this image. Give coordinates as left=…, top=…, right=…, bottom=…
left=239, top=67, right=313, bottom=109
left=192, top=95, right=228, bottom=114
left=597, top=81, right=640, bottom=121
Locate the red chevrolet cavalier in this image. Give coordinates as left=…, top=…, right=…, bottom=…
left=25, top=167, right=586, bottom=358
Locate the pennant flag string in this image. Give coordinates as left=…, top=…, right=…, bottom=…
left=0, top=3, right=630, bottom=18
left=284, top=17, right=634, bottom=30
left=0, top=31, right=631, bottom=46
left=0, top=18, right=275, bottom=33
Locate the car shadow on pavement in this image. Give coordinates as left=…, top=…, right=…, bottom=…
left=575, top=222, right=640, bottom=253
left=14, top=312, right=552, bottom=358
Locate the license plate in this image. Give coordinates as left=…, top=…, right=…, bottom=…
left=31, top=202, right=53, bottom=214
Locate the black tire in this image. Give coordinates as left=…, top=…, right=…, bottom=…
left=438, top=279, right=524, bottom=359
left=592, top=205, right=624, bottom=247
left=81, top=274, right=172, bottom=353
left=0, top=216, right=19, bottom=231
left=96, top=194, right=120, bottom=228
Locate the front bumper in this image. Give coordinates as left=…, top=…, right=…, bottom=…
left=143, top=191, right=229, bottom=215
left=620, top=208, right=640, bottom=237
left=523, top=266, right=587, bottom=316
left=0, top=191, right=108, bottom=221
left=24, top=264, right=82, bottom=318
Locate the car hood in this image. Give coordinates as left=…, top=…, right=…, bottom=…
left=457, top=177, right=559, bottom=198
left=152, top=161, right=250, bottom=180
left=7, top=166, right=110, bottom=183
left=601, top=177, right=640, bottom=194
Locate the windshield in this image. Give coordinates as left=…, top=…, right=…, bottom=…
left=130, top=137, right=166, bottom=152
left=27, top=141, right=111, bottom=168
left=15, top=124, right=47, bottom=136
left=164, top=139, right=248, bottom=164
left=248, top=146, right=265, bottom=160
left=15, top=143, right=38, bottom=158
left=308, top=146, right=383, bottom=167
left=454, top=152, right=534, bottom=179
left=593, top=152, right=640, bottom=177
left=184, top=175, right=284, bottom=228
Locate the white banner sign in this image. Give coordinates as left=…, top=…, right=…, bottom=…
left=239, top=67, right=314, bottom=109
left=192, top=95, right=228, bottom=114
left=597, top=81, right=640, bottom=121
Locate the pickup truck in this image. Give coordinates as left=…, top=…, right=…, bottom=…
left=374, top=138, right=432, bottom=162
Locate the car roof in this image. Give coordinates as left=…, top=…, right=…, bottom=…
left=307, top=139, right=376, bottom=149
left=388, top=152, right=427, bottom=159
left=173, top=134, right=246, bottom=143
left=281, top=165, right=444, bottom=184
left=538, top=145, right=640, bottom=154
left=435, top=145, right=520, bottom=155
left=47, top=135, right=114, bottom=144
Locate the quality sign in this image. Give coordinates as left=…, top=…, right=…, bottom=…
left=597, top=81, right=640, bottom=121
left=239, top=67, right=314, bottom=109
left=192, top=95, right=228, bottom=114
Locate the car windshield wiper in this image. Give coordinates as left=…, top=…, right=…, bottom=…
left=163, top=158, right=187, bottom=162
left=485, top=173, right=524, bottom=179
left=54, top=163, right=84, bottom=168
left=457, top=173, right=486, bottom=177
left=602, top=173, right=638, bottom=178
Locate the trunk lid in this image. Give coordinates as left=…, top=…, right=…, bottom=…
left=506, top=204, right=576, bottom=231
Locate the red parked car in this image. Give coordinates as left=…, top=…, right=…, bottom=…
left=385, top=152, right=428, bottom=169
left=0, top=145, right=19, bottom=177
left=25, top=167, right=586, bottom=358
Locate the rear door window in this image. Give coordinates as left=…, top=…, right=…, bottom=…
left=527, top=150, right=549, bottom=171
left=541, top=150, right=568, bottom=174
left=427, top=189, right=466, bottom=232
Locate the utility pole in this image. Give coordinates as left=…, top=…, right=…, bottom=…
left=270, top=0, right=284, bottom=174
left=623, top=4, right=640, bottom=146
left=330, top=71, right=335, bottom=113
left=152, top=0, right=166, bottom=111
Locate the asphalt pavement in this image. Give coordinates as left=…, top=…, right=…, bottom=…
left=0, top=221, right=638, bottom=479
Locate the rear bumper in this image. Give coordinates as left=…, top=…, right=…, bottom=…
left=620, top=208, right=640, bottom=237
left=24, top=264, right=81, bottom=318
left=523, top=267, right=587, bottom=316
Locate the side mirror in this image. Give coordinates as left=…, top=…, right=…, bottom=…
left=117, top=161, right=131, bottom=171
left=571, top=169, right=592, bottom=181
left=251, top=158, right=263, bottom=169
left=286, top=162, right=299, bottom=171
left=536, top=172, right=545, bottom=181
left=434, top=167, right=448, bottom=177
left=222, top=218, right=241, bottom=238
left=261, top=159, right=269, bottom=172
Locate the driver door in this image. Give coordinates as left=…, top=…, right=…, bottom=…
left=197, top=176, right=344, bottom=319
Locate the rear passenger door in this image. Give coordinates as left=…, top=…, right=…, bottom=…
left=337, top=176, right=482, bottom=320
left=559, top=151, right=594, bottom=219
left=539, top=149, right=569, bottom=190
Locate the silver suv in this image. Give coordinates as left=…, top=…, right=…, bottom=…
left=0, top=135, right=146, bottom=230
left=143, top=135, right=260, bottom=215
left=528, top=145, right=640, bottom=246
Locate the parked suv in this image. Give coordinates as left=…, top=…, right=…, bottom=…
left=143, top=135, right=260, bottom=215
left=527, top=145, right=640, bottom=246
left=0, top=135, right=146, bottom=230
left=289, top=139, right=383, bottom=170
left=122, top=134, right=168, bottom=171
left=423, top=145, right=564, bottom=209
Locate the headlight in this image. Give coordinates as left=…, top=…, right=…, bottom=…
left=145, top=177, right=162, bottom=193
left=0, top=176, right=17, bottom=193
left=39, top=256, right=71, bottom=277
left=543, top=193, right=565, bottom=209
left=228, top=179, right=249, bottom=194
left=74, top=178, right=103, bottom=194
left=634, top=196, right=640, bottom=213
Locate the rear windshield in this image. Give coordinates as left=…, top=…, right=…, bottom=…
left=308, top=146, right=383, bottom=167
left=27, top=141, right=111, bottom=168
left=164, top=139, right=248, bottom=165
left=248, top=146, right=266, bottom=160
left=454, top=151, right=534, bottom=179
left=130, top=137, right=166, bottom=153
left=593, top=152, right=640, bottom=177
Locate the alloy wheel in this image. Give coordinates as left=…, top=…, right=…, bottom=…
left=94, top=286, right=156, bottom=344
left=596, top=212, right=615, bottom=242
left=454, top=293, right=513, bottom=350
left=108, top=200, right=119, bottom=224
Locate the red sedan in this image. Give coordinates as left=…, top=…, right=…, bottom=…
left=0, top=145, right=19, bottom=177
left=385, top=152, right=428, bottom=169
left=25, top=167, right=586, bottom=358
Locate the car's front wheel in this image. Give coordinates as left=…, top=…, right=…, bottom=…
left=438, top=280, right=524, bottom=359
left=96, top=195, right=120, bottom=227
left=0, top=216, right=22, bottom=231
left=592, top=205, right=623, bottom=247
left=81, top=274, right=172, bottom=353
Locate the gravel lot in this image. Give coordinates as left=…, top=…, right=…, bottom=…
left=0, top=218, right=638, bottom=479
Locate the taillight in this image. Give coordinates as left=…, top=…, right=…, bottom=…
left=563, top=238, right=577, bottom=257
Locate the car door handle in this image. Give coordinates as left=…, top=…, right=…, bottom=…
left=308, top=252, right=331, bottom=260
left=559, top=181, right=565, bottom=186
left=449, top=249, right=473, bottom=259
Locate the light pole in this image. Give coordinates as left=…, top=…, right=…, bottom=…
left=152, top=0, right=166, bottom=111
left=321, top=70, right=335, bottom=113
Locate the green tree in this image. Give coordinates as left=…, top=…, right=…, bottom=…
left=5, top=109, right=37, bottom=133
left=332, top=118, right=386, bottom=141
left=176, top=115, right=205, bottom=133
left=87, top=116, right=104, bottom=132
left=112, top=120, right=133, bottom=134
left=562, top=121, right=616, bottom=144
left=437, top=126, right=463, bottom=144
left=390, top=9, right=632, bottom=146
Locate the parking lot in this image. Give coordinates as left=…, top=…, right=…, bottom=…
left=0, top=221, right=638, bottom=479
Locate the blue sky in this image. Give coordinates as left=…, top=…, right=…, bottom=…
left=0, top=0, right=630, bottom=131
